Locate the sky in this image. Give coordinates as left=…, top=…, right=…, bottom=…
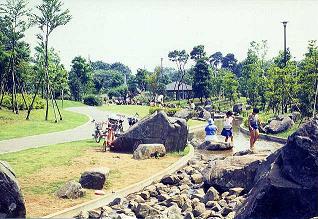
left=24, top=0, right=318, bottom=73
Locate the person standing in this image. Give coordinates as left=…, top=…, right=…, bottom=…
left=205, top=118, right=218, bottom=142
left=221, top=111, right=234, bottom=143
left=248, top=108, right=260, bottom=150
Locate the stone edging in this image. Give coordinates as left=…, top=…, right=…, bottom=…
left=239, top=124, right=287, bottom=144
left=44, top=144, right=195, bottom=218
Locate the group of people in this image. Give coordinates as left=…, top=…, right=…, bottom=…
left=204, top=108, right=260, bottom=150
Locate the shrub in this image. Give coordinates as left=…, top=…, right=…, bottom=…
left=149, top=106, right=180, bottom=116
left=0, top=93, right=45, bottom=110
left=83, top=95, right=102, bottom=106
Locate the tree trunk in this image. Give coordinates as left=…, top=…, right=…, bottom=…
left=44, top=32, right=49, bottom=121
left=26, top=74, right=44, bottom=120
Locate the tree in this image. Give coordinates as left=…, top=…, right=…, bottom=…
left=30, top=0, right=71, bottom=121
left=298, top=40, right=318, bottom=117
left=192, top=59, right=211, bottom=102
left=135, top=68, right=149, bottom=91
left=209, top=51, right=223, bottom=76
left=222, top=70, right=239, bottom=103
left=222, top=53, right=237, bottom=73
left=68, top=56, right=93, bottom=101
left=0, top=0, right=30, bottom=113
left=168, top=49, right=189, bottom=100
left=93, top=70, right=124, bottom=93
left=190, top=45, right=206, bottom=61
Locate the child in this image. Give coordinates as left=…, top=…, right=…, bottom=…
left=221, top=111, right=234, bottom=143
left=248, top=108, right=260, bottom=150
left=205, top=118, right=218, bottom=142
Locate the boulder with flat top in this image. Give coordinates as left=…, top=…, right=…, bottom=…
left=111, top=111, right=188, bottom=153
left=133, top=144, right=166, bottom=160
left=198, top=141, right=233, bottom=151
left=266, top=116, right=294, bottom=134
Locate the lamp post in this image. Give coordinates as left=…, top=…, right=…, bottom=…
left=282, top=21, right=288, bottom=66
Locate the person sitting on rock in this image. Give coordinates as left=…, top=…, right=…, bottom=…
left=221, top=111, right=234, bottom=143
left=248, top=107, right=260, bottom=150
left=205, top=118, right=218, bottom=142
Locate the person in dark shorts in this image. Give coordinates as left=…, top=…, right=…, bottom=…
left=221, top=111, right=234, bottom=143
left=248, top=108, right=260, bottom=150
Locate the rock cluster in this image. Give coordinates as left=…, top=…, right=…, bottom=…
left=76, top=156, right=247, bottom=219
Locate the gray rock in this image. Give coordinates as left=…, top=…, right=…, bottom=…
left=203, top=187, right=220, bottom=203
left=140, top=191, right=151, bottom=200
left=133, top=144, right=166, bottom=160
left=233, top=103, right=243, bottom=114
left=174, top=108, right=194, bottom=120
left=291, top=111, right=301, bottom=122
left=184, top=212, right=195, bottom=219
left=56, top=180, right=85, bottom=199
left=192, top=202, right=206, bottom=217
left=206, top=201, right=222, bottom=212
left=109, top=197, right=124, bottom=206
left=79, top=167, right=109, bottom=190
left=133, top=203, right=161, bottom=218
left=164, top=204, right=183, bottom=219
left=197, top=107, right=211, bottom=121
left=158, top=193, right=171, bottom=202
left=0, top=161, right=26, bottom=218
left=111, top=111, right=188, bottom=152
left=161, top=174, right=181, bottom=185
left=235, top=119, right=318, bottom=219
left=199, top=141, right=233, bottom=151
left=190, top=173, right=204, bottom=184
left=228, top=188, right=244, bottom=197
left=202, top=154, right=267, bottom=191
left=267, top=116, right=294, bottom=134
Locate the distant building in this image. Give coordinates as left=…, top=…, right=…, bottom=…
left=166, top=81, right=192, bottom=100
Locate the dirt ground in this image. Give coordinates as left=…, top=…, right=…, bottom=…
left=19, top=147, right=179, bottom=217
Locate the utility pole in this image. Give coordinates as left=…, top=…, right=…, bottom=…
left=282, top=21, right=288, bottom=66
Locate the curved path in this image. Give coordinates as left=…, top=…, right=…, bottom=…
left=0, top=106, right=120, bottom=154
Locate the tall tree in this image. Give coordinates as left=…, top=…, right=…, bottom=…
left=192, top=59, right=211, bottom=102
left=190, top=45, right=206, bottom=61
left=68, top=56, right=93, bottom=101
left=0, top=0, right=30, bottom=113
left=168, top=49, right=189, bottom=100
left=30, top=0, right=71, bottom=121
left=209, top=51, right=223, bottom=76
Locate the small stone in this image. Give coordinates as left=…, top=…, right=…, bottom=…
left=191, top=173, right=204, bottom=184
left=228, top=187, right=244, bottom=196
left=218, top=199, right=228, bottom=208
left=56, top=180, right=85, bottom=199
left=191, top=188, right=205, bottom=200
left=206, top=201, right=222, bottom=212
left=221, top=206, right=233, bottom=216
left=140, top=191, right=150, bottom=200
left=161, top=174, right=181, bottom=185
left=109, top=197, right=124, bottom=206
left=192, top=202, right=206, bottom=217
left=158, top=193, right=171, bottom=202
left=203, top=187, right=220, bottom=203
left=221, top=192, right=229, bottom=199
left=184, top=211, right=195, bottom=219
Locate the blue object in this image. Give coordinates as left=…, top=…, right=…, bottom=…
left=221, top=128, right=233, bottom=137
left=205, top=124, right=217, bottom=136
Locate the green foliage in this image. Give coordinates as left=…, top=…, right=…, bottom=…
left=83, top=95, right=102, bottom=106
left=1, top=93, right=45, bottom=110
left=108, top=85, right=128, bottom=99
left=93, top=69, right=124, bottom=93
left=192, top=59, right=211, bottom=101
left=190, top=45, right=206, bottom=61
left=68, top=56, right=93, bottom=101
left=149, top=106, right=180, bottom=116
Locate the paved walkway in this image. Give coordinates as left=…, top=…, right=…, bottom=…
left=0, top=106, right=123, bottom=154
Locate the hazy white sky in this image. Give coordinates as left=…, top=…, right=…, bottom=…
left=24, top=0, right=318, bottom=73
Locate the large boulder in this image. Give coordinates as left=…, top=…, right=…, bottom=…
left=79, top=168, right=109, bottom=190
left=233, top=103, right=243, bottom=114
left=202, top=154, right=267, bottom=192
left=56, top=180, right=86, bottom=199
left=111, top=111, right=188, bottom=152
left=174, top=108, right=193, bottom=120
left=235, top=119, right=318, bottom=219
left=133, top=144, right=166, bottom=160
left=0, top=161, right=26, bottom=218
left=198, top=141, right=233, bottom=151
left=266, top=116, right=294, bottom=134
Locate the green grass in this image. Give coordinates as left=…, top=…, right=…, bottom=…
left=187, top=119, right=206, bottom=127
left=100, top=104, right=150, bottom=118
left=169, top=144, right=191, bottom=157
left=0, top=100, right=88, bottom=141
left=0, top=139, right=97, bottom=177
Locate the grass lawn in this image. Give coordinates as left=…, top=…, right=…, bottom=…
left=187, top=119, right=206, bottom=127
left=0, top=100, right=88, bottom=141
left=0, top=139, right=181, bottom=217
left=100, top=104, right=150, bottom=118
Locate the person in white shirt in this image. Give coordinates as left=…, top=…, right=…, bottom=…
left=221, top=111, right=234, bottom=143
